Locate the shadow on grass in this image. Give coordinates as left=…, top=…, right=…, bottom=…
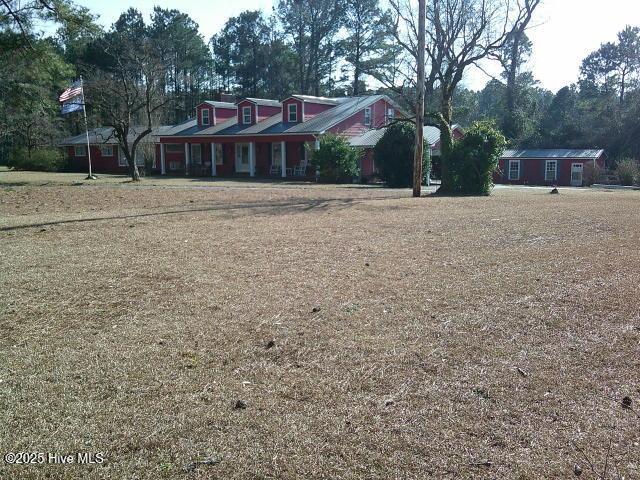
left=0, top=195, right=405, bottom=232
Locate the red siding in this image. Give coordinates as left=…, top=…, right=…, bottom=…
left=216, top=107, right=237, bottom=122
left=66, top=145, right=127, bottom=174
left=494, top=157, right=602, bottom=186
left=196, top=103, right=215, bottom=127
left=237, top=101, right=256, bottom=125
left=304, top=102, right=335, bottom=120
left=257, top=105, right=281, bottom=122
left=329, top=98, right=392, bottom=138
left=282, top=98, right=303, bottom=123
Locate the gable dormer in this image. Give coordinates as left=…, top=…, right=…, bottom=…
left=236, top=98, right=282, bottom=126
left=196, top=101, right=237, bottom=128
left=282, top=95, right=339, bottom=124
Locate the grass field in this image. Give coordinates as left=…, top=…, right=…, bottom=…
left=1, top=171, right=639, bottom=479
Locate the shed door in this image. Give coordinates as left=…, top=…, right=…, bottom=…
left=571, top=163, right=583, bottom=186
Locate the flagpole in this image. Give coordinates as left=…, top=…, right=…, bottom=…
left=80, top=76, right=96, bottom=180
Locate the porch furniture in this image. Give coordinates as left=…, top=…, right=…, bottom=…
left=269, top=162, right=280, bottom=176
left=293, top=157, right=308, bottom=176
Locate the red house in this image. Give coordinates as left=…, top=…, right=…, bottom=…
left=60, top=126, right=172, bottom=174
left=497, top=149, right=606, bottom=187
left=157, top=94, right=403, bottom=179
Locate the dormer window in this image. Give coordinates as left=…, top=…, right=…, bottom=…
left=242, top=106, right=252, bottom=125
left=202, top=109, right=210, bottom=126
left=288, top=103, right=298, bottom=122
left=364, top=107, right=372, bottom=127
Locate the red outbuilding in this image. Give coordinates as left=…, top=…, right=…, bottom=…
left=496, top=149, right=606, bottom=187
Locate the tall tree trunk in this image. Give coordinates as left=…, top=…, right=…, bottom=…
left=413, top=0, right=426, bottom=198
left=438, top=91, right=454, bottom=193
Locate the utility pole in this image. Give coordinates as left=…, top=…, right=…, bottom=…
left=413, top=0, right=426, bottom=198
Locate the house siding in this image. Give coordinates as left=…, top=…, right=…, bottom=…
left=495, top=157, right=603, bottom=186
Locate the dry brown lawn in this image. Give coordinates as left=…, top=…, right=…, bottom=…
left=0, top=172, right=639, bottom=479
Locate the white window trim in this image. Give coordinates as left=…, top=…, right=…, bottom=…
left=508, top=160, right=520, bottom=181
left=242, top=106, right=252, bottom=125
left=201, top=109, right=210, bottom=126
left=288, top=103, right=298, bottom=122
left=74, top=146, right=87, bottom=157
left=387, top=108, right=395, bottom=121
left=545, top=160, right=557, bottom=181
left=364, top=107, right=372, bottom=126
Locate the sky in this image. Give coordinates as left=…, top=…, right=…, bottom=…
left=70, top=0, right=640, bottom=93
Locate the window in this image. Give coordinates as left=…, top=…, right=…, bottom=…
left=169, top=160, right=181, bottom=170
left=201, top=109, right=210, bottom=125
left=242, top=106, right=252, bottom=124
left=215, top=144, right=223, bottom=165
left=118, top=151, right=128, bottom=167
left=364, top=107, right=372, bottom=126
left=387, top=108, right=395, bottom=122
left=101, top=146, right=113, bottom=157
left=288, top=103, right=298, bottom=122
left=508, top=160, right=520, bottom=181
left=74, top=145, right=87, bottom=157
left=191, top=144, right=202, bottom=165
left=545, top=160, right=557, bottom=181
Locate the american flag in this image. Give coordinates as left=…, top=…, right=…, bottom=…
left=59, top=80, right=83, bottom=102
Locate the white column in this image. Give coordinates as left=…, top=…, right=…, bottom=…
left=281, top=141, right=287, bottom=178
left=249, top=142, right=256, bottom=177
left=184, top=143, right=190, bottom=175
left=211, top=143, right=217, bottom=177
left=160, top=143, right=166, bottom=175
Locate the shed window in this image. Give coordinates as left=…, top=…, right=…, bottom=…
left=242, top=106, right=252, bottom=125
left=201, top=109, right=210, bottom=125
left=74, top=145, right=87, bottom=157
left=288, top=103, right=298, bottom=122
left=508, top=160, right=520, bottom=180
left=545, top=160, right=557, bottom=181
left=364, top=107, right=372, bottom=126
left=101, top=146, right=113, bottom=157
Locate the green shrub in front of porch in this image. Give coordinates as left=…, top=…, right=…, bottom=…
left=374, top=122, right=430, bottom=188
left=311, top=134, right=361, bottom=182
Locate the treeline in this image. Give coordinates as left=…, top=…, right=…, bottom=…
left=1, top=0, right=640, bottom=169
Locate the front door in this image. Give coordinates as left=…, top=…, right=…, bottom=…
left=235, top=143, right=250, bottom=173
left=571, top=163, right=583, bottom=186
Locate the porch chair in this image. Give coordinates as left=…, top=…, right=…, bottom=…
left=293, top=157, right=308, bottom=177
left=269, top=161, right=281, bottom=176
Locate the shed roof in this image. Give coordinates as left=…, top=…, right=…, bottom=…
left=502, top=149, right=605, bottom=160
left=348, top=123, right=460, bottom=149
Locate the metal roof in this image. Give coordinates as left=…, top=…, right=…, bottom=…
left=197, top=117, right=238, bottom=135
left=349, top=129, right=386, bottom=148
left=348, top=123, right=460, bottom=149
left=502, top=149, right=605, bottom=160
left=290, top=95, right=341, bottom=105
left=60, top=126, right=170, bottom=145
left=238, top=97, right=282, bottom=108
left=203, top=101, right=237, bottom=109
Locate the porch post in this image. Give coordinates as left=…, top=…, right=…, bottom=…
left=314, top=138, right=320, bottom=151
left=281, top=141, right=287, bottom=178
left=184, top=143, right=190, bottom=175
left=211, top=143, right=217, bottom=177
left=249, top=141, right=255, bottom=177
left=160, top=143, right=166, bottom=175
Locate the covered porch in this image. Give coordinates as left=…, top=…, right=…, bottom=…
left=158, top=136, right=319, bottom=179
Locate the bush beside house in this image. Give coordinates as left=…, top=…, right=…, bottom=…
left=614, top=159, right=640, bottom=186
left=374, top=122, right=430, bottom=188
left=448, top=121, right=506, bottom=195
left=311, top=134, right=361, bottom=182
